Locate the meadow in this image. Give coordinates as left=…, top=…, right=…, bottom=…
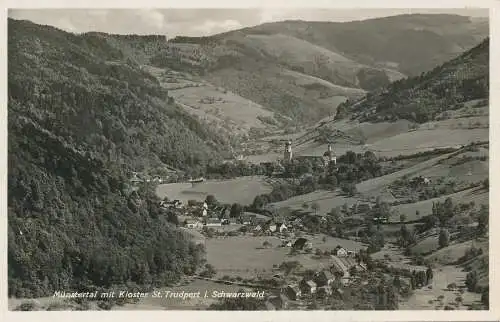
left=156, top=176, right=273, bottom=205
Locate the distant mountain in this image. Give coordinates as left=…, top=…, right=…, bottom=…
left=335, top=38, right=489, bottom=123
left=80, top=14, right=488, bottom=125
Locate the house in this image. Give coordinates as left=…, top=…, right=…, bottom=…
left=277, top=223, right=288, bottom=233
left=254, top=225, right=262, bottom=232
left=152, top=176, right=163, bottom=183
left=314, top=270, right=334, bottom=287
left=206, top=218, right=222, bottom=227
left=185, top=219, right=203, bottom=229
left=299, top=279, right=317, bottom=295
left=334, top=246, right=348, bottom=257
left=284, top=285, right=301, bottom=300
left=269, top=224, right=277, bottom=233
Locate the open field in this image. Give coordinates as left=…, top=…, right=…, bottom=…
left=399, top=266, right=482, bottom=310
left=205, top=235, right=365, bottom=279
left=156, top=176, right=273, bottom=205
left=269, top=190, right=359, bottom=215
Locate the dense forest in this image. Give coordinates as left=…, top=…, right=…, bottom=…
left=7, top=19, right=224, bottom=297
left=336, top=38, right=489, bottom=123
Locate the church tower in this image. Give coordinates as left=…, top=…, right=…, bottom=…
left=323, top=144, right=336, bottom=167
left=283, top=140, right=293, bottom=163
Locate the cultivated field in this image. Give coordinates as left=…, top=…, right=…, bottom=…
left=156, top=176, right=273, bottom=205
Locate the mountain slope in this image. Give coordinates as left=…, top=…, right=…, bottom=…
left=8, top=19, right=228, bottom=173
left=84, top=14, right=487, bottom=125
left=237, top=14, right=488, bottom=76
left=335, top=38, right=489, bottom=123
left=7, top=18, right=223, bottom=297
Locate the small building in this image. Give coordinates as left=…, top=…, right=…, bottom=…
left=277, top=223, right=288, bottom=233
left=185, top=219, right=203, bottom=229
left=254, top=225, right=262, bottom=232
left=206, top=218, right=222, bottom=227
left=269, top=224, right=277, bottom=233
left=334, top=246, right=348, bottom=257
left=314, top=270, right=334, bottom=287
left=284, top=284, right=301, bottom=300
left=299, top=279, right=317, bottom=295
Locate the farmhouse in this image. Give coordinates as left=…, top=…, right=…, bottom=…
left=185, top=219, right=203, bottom=229
left=277, top=223, right=288, bottom=233
left=334, top=246, right=348, bottom=257
left=299, top=279, right=317, bottom=295
left=284, top=285, right=301, bottom=300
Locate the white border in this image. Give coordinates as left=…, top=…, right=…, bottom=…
left=1, top=1, right=499, bottom=322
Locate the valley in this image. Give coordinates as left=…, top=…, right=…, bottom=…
left=7, top=13, right=489, bottom=312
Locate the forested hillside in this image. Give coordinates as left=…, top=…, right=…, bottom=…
left=335, top=38, right=489, bottom=123
left=7, top=18, right=221, bottom=297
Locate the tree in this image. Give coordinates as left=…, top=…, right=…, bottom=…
left=311, top=202, right=320, bottom=215
left=205, top=195, right=217, bottom=206
left=400, top=214, right=407, bottom=223
left=465, top=271, right=478, bottom=292
left=262, top=241, right=272, bottom=248
left=341, top=182, right=357, bottom=196
left=438, top=229, right=450, bottom=248
left=477, top=205, right=488, bottom=236
left=230, top=203, right=243, bottom=218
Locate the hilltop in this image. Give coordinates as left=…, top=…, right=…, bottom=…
left=335, top=38, right=489, bottom=123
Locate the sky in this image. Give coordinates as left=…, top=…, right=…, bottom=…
left=8, top=8, right=489, bottom=38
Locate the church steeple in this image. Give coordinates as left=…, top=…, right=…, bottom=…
left=283, top=140, right=293, bottom=163
left=323, top=143, right=336, bottom=166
